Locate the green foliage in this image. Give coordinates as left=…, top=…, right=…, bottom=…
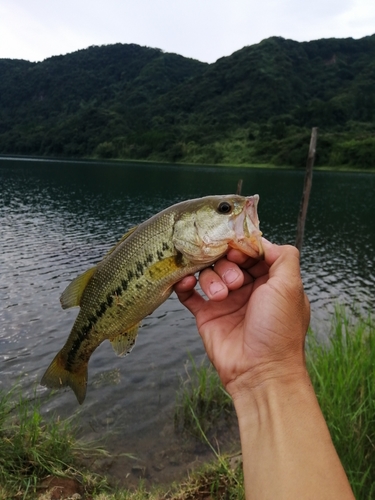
left=0, top=387, right=110, bottom=499
left=174, top=355, right=233, bottom=439
left=0, top=36, right=375, bottom=167
left=330, top=137, right=375, bottom=168
left=167, top=456, right=244, bottom=500
left=307, top=307, right=375, bottom=499
left=172, top=308, right=375, bottom=499
left=91, top=456, right=244, bottom=499
left=0, top=389, right=74, bottom=497
left=1, top=307, right=375, bottom=499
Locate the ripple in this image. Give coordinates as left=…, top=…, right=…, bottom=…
left=1, top=159, right=375, bottom=472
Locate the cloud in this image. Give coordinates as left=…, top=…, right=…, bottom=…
left=338, top=0, right=375, bottom=36
left=0, top=0, right=374, bottom=63
left=0, top=2, right=93, bottom=61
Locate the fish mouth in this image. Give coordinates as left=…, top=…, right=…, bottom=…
left=229, top=195, right=264, bottom=258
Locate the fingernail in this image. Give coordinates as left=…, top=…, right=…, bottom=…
left=222, top=269, right=239, bottom=285
left=209, top=281, right=225, bottom=296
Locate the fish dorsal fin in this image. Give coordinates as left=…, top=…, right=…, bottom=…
left=102, top=226, right=138, bottom=260
left=60, top=266, right=97, bottom=309
left=110, top=323, right=140, bottom=357
left=59, top=227, right=137, bottom=311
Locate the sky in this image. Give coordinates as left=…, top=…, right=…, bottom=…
left=1, top=0, right=375, bottom=64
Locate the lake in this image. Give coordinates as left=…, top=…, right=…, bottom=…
left=1, top=157, right=374, bottom=485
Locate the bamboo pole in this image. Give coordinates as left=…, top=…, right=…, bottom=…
left=295, top=127, right=318, bottom=253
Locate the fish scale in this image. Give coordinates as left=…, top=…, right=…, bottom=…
left=41, top=195, right=263, bottom=404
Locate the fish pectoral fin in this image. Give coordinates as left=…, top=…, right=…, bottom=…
left=110, top=323, right=140, bottom=357
left=40, top=352, right=88, bottom=405
left=145, top=254, right=186, bottom=282
left=60, top=266, right=97, bottom=309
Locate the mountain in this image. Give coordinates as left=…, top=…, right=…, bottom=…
left=0, top=36, right=374, bottom=168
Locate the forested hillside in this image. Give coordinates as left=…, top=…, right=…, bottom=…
left=1, top=35, right=375, bottom=168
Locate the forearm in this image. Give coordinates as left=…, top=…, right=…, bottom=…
left=232, top=370, right=355, bottom=500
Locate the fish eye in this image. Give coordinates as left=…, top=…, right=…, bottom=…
left=217, top=201, right=232, bottom=214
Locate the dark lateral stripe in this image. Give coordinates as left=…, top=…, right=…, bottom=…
left=66, top=301, right=106, bottom=369
left=65, top=251, right=160, bottom=370
left=145, top=254, right=153, bottom=264
left=157, top=250, right=164, bottom=260
left=96, top=301, right=107, bottom=318
left=136, top=262, right=144, bottom=274
left=66, top=322, right=95, bottom=370
left=68, top=288, right=121, bottom=368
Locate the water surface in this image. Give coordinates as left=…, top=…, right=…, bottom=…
left=1, top=158, right=374, bottom=484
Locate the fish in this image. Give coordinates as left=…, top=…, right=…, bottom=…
left=41, top=194, right=263, bottom=404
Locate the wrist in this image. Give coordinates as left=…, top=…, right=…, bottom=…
left=228, top=363, right=314, bottom=424
left=226, top=351, right=308, bottom=402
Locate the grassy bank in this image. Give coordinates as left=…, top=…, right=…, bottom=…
left=174, top=355, right=233, bottom=440
left=1, top=307, right=374, bottom=499
left=93, top=126, right=375, bottom=172
left=0, top=388, right=110, bottom=499
left=171, top=307, right=375, bottom=499
left=307, top=307, right=375, bottom=498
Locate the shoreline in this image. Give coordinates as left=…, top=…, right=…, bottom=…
left=1, top=153, right=375, bottom=174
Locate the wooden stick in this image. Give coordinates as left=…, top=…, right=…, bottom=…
left=236, top=179, right=243, bottom=195
left=295, top=127, right=318, bottom=253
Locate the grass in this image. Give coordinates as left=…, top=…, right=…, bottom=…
left=306, top=306, right=375, bottom=499
left=87, top=454, right=244, bottom=500
left=174, top=354, right=234, bottom=439
left=1, top=307, right=374, bottom=499
left=172, top=307, right=375, bottom=499
left=0, top=386, right=110, bottom=499
left=165, top=455, right=244, bottom=500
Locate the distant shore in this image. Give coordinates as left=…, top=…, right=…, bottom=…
left=1, top=154, right=375, bottom=174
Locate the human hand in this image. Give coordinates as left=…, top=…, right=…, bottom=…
left=176, top=242, right=356, bottom=500
left=174, top=240, right=310, bottom=398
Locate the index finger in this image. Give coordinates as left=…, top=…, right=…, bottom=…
left=227, top=238, right=281, bottom=266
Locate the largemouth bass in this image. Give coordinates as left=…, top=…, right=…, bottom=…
left=41, top=195, right=263, bottom=404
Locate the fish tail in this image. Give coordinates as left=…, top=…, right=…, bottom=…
left=41, top=351, right=88, bottom=405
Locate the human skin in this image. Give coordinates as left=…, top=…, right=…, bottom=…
left=174, top=240, right=355, bottom=500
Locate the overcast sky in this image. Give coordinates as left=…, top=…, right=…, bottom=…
left=1, top=0, right=374, bottom=64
